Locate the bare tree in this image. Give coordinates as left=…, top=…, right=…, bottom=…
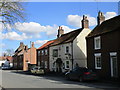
left=0, top=0, right=25, bottom=29
left=5, top=49, right=14, bottom=56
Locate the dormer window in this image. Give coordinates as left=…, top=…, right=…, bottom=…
left=94, top=36, right=101, bottom=50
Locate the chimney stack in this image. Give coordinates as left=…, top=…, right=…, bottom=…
left=25, top=45, right=28, bottom=50
left=20, top=42, right=23, bottom=46
left=31, top=42, right=34, bottom=47
left=97, top=11, right=105, bottom=25
left=81, top=15, right=89, bottom=29
left=57, top=26, right=64, bottom=38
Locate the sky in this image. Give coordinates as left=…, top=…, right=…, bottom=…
left=0, top=2, right=118, bottom=55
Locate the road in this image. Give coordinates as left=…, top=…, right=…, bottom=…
left=0, top=70, right=120, bottom=89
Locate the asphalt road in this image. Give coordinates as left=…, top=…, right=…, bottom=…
left=0, top=70, right=120, bottom=89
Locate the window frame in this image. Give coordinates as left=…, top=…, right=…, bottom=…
left=65, top=60, right=70, bottom=69
left=41, top=50, right=44, bottom=55
left=94, top=36, right=101, bottom=50
left=94, top=53, right=102, bottom=69
left=45, top=49, right=48, bottom=55
left=65, top=46, right=69, bottom=54
left=38, top=50, right=40, bottom=56
left=53, top=49, right=58, bottom=57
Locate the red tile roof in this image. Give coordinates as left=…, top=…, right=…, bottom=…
left=0, top=56, right=13, bottom=62
left=37, top=40, right=56, bottom=50
left=6, top=56, right=13, bottom=62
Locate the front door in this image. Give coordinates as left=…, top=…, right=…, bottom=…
left=110, top=56, right=118, bottom=78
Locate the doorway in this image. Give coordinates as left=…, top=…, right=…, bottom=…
left=110, top=53, right=118, bottom=78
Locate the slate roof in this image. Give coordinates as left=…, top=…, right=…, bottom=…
left=86, top=15, right=120, bottom=38
left=37, top=40, right=56, bottom=50
left=50, top=28, right=82, bottom=46
left=15, top=44, right=25, bottom=53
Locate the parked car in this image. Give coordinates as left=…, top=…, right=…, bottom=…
left=31, top=66, right=45, bottom=75
left=1, top=66, right=11, bottom=70
left=65, top=67, right=98, bottom=82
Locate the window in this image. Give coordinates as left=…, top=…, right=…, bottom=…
left=95, top=53, right=101, bottom=69
left=45, top=49, right=47, bottom=55
left=94, top=36, right=101, bottom=49
left=65, top=46, right=69, bottom=53
left=38, top=61, right=40, bottom=66
left=41, top=50, right=44, bottom=55
left=110, top=52, right=118, bottom=77
left=45, top=61, right=47, bottom=68
left=38, top=51, right=40, bottom=56
left=53, top=49, right=58, bottom=57
left=41, top=61, right=44, bottom=68
left=65, top=60, right=70, bottom=69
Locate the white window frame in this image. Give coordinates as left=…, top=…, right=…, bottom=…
left=44, top=61, right=47, bottom=69
left=65, top=60, right=70, bottom=69
left=65, top=46, right=69, bottom=54
left=110, top=52, right=118, bottom=77
left=110, top=52, right=117, bottom=56
left=94, top=53, right=102, bottom=69
left=41, top=50, right=44, bottom=55
left=38, top=51, right=40, bottom=56
left=94, top=36, right=101, bottom=50
left=45, top=49, right=47, bottom=55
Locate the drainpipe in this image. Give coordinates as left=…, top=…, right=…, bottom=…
left=71, top=41, right=74, bottom=70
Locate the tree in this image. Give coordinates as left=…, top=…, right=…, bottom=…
left=0, top=0, right=25, bottom=29
left=5, top=49, right=14, bottom=56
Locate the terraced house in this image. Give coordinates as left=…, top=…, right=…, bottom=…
left=49, top=15, right=91, bottom=73
left=37, top=40, right=56, bottom=72
left=86, top=11, right=120, bottom=81
left=13, top=42, right=37, bottom=71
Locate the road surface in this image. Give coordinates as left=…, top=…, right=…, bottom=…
left=0, top=70, right=119, bottom=89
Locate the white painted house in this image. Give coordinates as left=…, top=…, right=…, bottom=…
left=49, top=15, right=91, bottom=73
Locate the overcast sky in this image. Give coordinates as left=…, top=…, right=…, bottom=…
left=0, top=2, right=118, bottom=55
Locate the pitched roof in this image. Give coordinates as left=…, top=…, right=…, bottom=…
left=87, top=15, right=120, bottom=38
left=6, top=56, right=13, bottom=61
left=50, top=28, right=82, bottom=46
left=37, top=40, right=56, bottom=50
left=0, top=56, right=13, bottom=62
left=15, top=44, right=25, bottom=53
left=0, top=56, right=6, bottom=61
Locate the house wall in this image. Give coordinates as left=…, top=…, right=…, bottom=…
left=87, top=30, right=120, bottom=80
left=23, top=47, right=36, bottom=71
left=49, top=28, right=91, bottom=72
left=37, top=48, right=50, bottom=72
left=13, top=54, right=24, bottom=70
left=49, top=43, right=72, bottom=72
left=73, top=28, right=91, bottom=68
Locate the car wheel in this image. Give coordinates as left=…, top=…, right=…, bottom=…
left=66, top=75, right=70, bottom=80
left=67, top=75, right=70, bottom=80
left=79, top=77, right=83, bottom=82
